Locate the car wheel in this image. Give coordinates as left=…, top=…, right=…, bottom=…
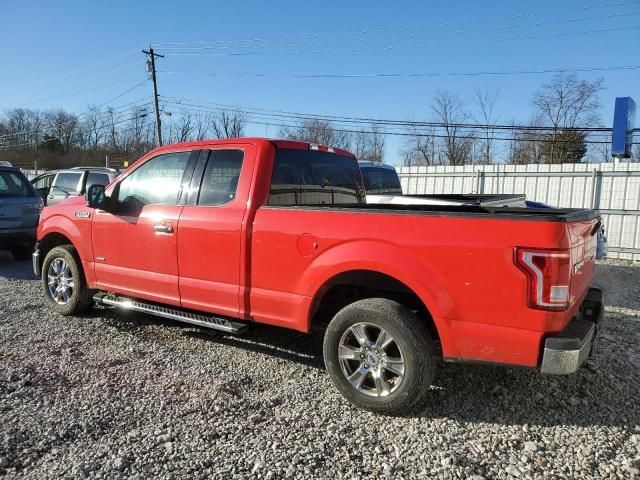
left=323, top=298, right=436, bottom=415
left=41, top=245, right=91, bottom=315
left=10, top=245, right=33, bottom=261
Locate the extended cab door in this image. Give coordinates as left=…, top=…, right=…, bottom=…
left=92, top=150, right=196, bottom=305
left=177, top=145, right=255, bottom=318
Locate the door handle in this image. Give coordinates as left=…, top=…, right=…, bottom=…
left=153, top=223, right=174, bottom=234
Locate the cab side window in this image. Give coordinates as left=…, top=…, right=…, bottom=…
left=198, top=150, right=244, bottom=206
left=116, top=151, right=191, bottom=212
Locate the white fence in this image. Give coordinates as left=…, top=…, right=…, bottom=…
left=397, top=162, right=640, bottom=261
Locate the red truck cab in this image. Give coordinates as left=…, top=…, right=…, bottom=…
left=33, top=138, right=604, bottom=414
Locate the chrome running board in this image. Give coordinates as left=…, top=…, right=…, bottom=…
left=93, top=292, right=248, bottom=334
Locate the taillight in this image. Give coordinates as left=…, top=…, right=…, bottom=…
left=515, top=248, right=572, bottom=311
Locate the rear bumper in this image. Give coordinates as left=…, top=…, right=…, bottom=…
left=0, top=228, right=36, bottom=249
left=540, top=288, right=604, bottom=375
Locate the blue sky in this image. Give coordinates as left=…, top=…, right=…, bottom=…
left=1, top=0, right=638, bottom=163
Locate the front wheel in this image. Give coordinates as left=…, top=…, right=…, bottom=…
left=323, top=298, right=436, bottom=415
left=41, top=245, right=91, bottom=315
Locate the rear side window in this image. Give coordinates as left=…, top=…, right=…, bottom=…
left=86, top=172, right=111, bottom=189
left=360, top=167, right=402, bottom=195
left=0, top=171, right=32, bottom=197
left=198, top=150, right=244, bottom=206
left=268, top=149, right=364, bottom=206
left=53, top=172, right=83, bottom=193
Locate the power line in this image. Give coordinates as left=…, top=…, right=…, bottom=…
left=162, top=103, right=629, bottom=145
left=0, top=96, right=152, bottom=141
left=43, top=48, right=142, bottom=83
left=5, top=79, right=147, bottom=109
left=157, top=64, right=640, bottom=80
left=163, top=25, right=640, bottom=57
left=152, top=1, right=640, bottom=48
left=0, top=96, right=151, bottom=141
left=160, top=96, right=615, bottom=133
left=0, top=111, right=153, bottom=150
left=156, top=11, right=640, bottom=52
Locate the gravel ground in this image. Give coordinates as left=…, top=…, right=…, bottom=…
left=1, top=254, right=639, bottom=479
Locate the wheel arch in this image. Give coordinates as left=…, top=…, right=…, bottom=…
left=37, top=216, right=94, bottom=285
left=303, top=240, right=456, bottom=354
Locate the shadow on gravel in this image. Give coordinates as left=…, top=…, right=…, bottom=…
left=594, top=262, right=640, bottom=310
left=0, top=252, right=35, bottom=281
left=94, top=303, right=638, bottom=430
left=93, top=307, right=326, bottom=370
left=185, top=325, right=325, bottom=370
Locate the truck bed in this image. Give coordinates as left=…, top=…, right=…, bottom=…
left=365, top=193, right=527, bottom=208
left=266, top=203, right=600, bottom=223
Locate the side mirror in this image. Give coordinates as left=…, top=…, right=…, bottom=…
left=86, top=184, right=106, bottom=209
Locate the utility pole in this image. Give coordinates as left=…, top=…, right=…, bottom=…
left=142, top=47, right=164, bottom=146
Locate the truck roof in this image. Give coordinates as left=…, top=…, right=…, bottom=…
left=147, top=138, right=356, bottom=159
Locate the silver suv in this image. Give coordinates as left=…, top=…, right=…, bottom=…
left=0, top=166, right=42, bottom=260
left=47, top=167, right=119, bottom=206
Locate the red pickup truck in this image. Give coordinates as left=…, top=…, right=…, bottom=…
left=33, top=138, right=604, bottom=414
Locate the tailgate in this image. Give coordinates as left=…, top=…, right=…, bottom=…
left=567, top=218, right=599, bottom=309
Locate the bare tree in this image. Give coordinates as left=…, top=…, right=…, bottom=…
left=431, top=90, right=475, bottom=165
left=533, top=74, right=603, bottom=163
left=279, top=119, right=351, bottom=150
left=175, top=112, right=194, bottom=143
left=210, top=111, right=246, bottom=139
left=126, top=106, right=151, bottom=152
left=473, top=87, right=500, bottom=164
left=103, top=107, right=120, bottom=152
left=509, top=114, right=546, bottom=165
left=192, top=113, right=208, bottom=141
left=402, top=126, right=439, bottom=166
left=83, top=105, right=103, bottom=150
left=352, top=123, right=385, bottom=162
left=44, top=109, right=79, bottom=152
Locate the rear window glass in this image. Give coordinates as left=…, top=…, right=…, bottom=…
left=0, top=171, right=33, bottom=197
left=268, top=149, right=364, bottom=206
left=53, top=172, right=82, bottom=193
left=86, top=172, right=110, bottom=189
left=360, top=166, right=402, bottom=195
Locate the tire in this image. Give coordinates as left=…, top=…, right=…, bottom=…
left=41, top=245, right=91, bottom=316
left=10, top=245, right=33, bottom=261
left=323, top=298, right=436, bottom=415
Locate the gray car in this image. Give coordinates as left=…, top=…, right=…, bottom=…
left=46, top=167, right=119, bottom=206
left=0, top=166, right=42, bottom=260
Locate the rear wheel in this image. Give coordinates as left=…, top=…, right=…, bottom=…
left=10, top=245, right=33, bottom=261
left=323, top=298, right=436, bottom=415
left=41, top=245, right=91, bottom=315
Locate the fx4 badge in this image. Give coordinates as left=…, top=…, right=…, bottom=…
left=74, top=211, right=91, bottom=218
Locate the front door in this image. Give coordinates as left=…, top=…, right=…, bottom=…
left=177, top=147, right=253, bottom=317
left=92, top=150, right=195, bottom=305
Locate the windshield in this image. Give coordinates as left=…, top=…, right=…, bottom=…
left=360, top=166, right=402, bottom=195
left=0, top=170, right=34, bottom=198
left=269, top=149, right=365, bottom=206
